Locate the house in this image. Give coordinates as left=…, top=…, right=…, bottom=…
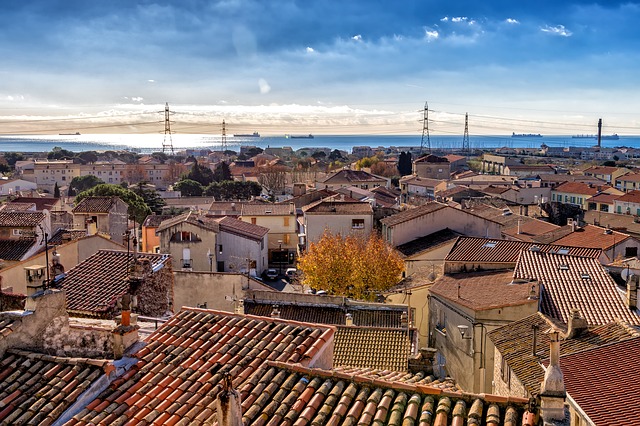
left=380, top=202, right=502, bottom=248
left=428, top=270, right=540, bottom=393
left=6, top=196, right=62, bottom=212
left=141, top=214, right=173, bottom=253
left=399, top=175, right=444, bottom=202
left=315, top=169, right=388, bottom=191
left=585, top=192, right=618, bottom=213
left=157, top=211, right=269, bottom=275
left=301, top=199, right=373, bottom=249
left=72, top=196, right=129, bottom=244
left=32, top=159, right=81, bottom=192
left=0, top=178, right=37, bottom=196
left=0, top=211, right=49, bottom=265
left=615, top=172, right=640, bottom=192
left=550, top=181, right=621, bottom=210
left=444, top=236, right=601, bottom=274
left=444, top=154, right=467, bottom=173
left=412, top=154, right=451, bottom=180
left=503, top=164, right=555, bottom=177
left=239, top=203, right=297, bottom=269
left=583, top=209, right=640, bottom=239
left=613, top=189, right=640, bottom=216
left=53, top=249, right=173, bottom=318
left=513, top=250, right=640, bottom=325
left=582, top=165, right=630, bottom=184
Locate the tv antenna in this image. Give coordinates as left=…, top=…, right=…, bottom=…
left=420, top=101, right=431, bottom=155
left=162, top=102, right=174, bottom=154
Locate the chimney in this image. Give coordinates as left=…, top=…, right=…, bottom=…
left=216, top=374, right=243, bottom=426
left=517, top=219, right=522, bottom=235
left=86, top=218, right=97, bottom=236
left=401, top=311, right=409, bottom=328
left=345, top=313, right=353, bottom=326
left=628, top=275, right=638, bottom=309
left=567, top=218, right=576, bottom=232
left=564, top=308, right=588, bottom=339
left=113, top=292, right=139, bottom=360
left=234, top=300, right=245, bottom=315
left=270, top=305, right=280, bottom=319
left=539, top=331, right=566, bottom=422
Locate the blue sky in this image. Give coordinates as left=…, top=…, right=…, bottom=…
left=1, top=0, right=639, bottom=136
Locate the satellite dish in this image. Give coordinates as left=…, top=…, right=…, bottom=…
left=622, top=268, right=634, bottom=282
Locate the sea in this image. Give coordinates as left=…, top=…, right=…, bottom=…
left=0, top=133, right=639, bottom=154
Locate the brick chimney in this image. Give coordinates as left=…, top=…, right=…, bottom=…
left=216, top=374, right=242, bottom=426
left=539, top=331, right=566, bottom=422
left=627, top=275, right=638, bottom=309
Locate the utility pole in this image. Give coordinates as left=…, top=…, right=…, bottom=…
left=162, top=102, right=174, bottom=155
left=221, top=120, right=227, bottom=152
left=420, top=101, right=431, bottom=155
left=462, top=112, right=470, bottom=153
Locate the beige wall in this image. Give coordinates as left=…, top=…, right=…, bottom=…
left=386, top=283, right=432, bottom=349
left=304, top=213, right=373, bottom=247
left=403, top=241, right=454, bottom=278
left=492, top=349, right=529, bottom=398
left=33, top=160, right=81, bottom=192
left=239, top=213, right=297, bottom=252
left=0, top=235, right=124, bottom=295
left=173, top=271, right=274, bottom=312
left=159, top=222, right=218, bottom=272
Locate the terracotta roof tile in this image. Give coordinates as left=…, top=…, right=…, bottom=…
left=66, top=308, right=334, bottom=426
left=48, top=229, right=88, bottom=245
left=0, top=202, right=36, bottom=212
left=396, top=228, right=461, bottom=257
left=0, top=349, right=110, bottom=426
left=9, top=197, right=58, bottom=211
left=217, top=216, right=269, bottom=241
left=445, top=236, right=601, bottom=265
left=514, top=250, right=640, bottom=325
left=0, top=238, right=38, bottom=261
left=617, top=172, right=640, bottom=182
left=488, top=313, right=639, bottom=395
left=55, top=249, right=171, bottom=317
left=322, top=169, right=387, bottom=184
left=0, top=211, right=45, bottom=227
left=333, top=327, right=413, bottom=371
left=72, top=196, right=124, bottom=213
left=615, top=189, right=640, bottom=203
left=539, top=223, right=630, bottom=250
left=241, top=203, right=294, bottom=216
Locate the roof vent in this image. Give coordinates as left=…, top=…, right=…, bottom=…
left=581, top=273, right=591, bottom=280
left=483, top=242, right=497, bottom=248
left=558, top=264, right=569, bottom=271
left=557, top=248, right=570, bottom=255
left=265, top=210, right=272, bottom=214
left=530, top=245, right=541, bottom=252
left=502, top=209, right=512, bottom=216
left=604, top=228, right=613, bottom=235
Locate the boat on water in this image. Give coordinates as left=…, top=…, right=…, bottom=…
left=233, top=132, right=260, bottom=137
left=512, top=132, right=542, bottom=138
left=59, top=132, right=81, bottom=136
left=286, top=134, right=314, bottom=139
left=572, top=133, right=620, bottom=140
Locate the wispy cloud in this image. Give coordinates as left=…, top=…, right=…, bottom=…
left=306, top=46, right=315, bottom=53
left=258, top=78, right=271, bottom=94
left=352, top=34, right=362, bottom=42
left=541, top=24, right=572, bottom=37
left=506, top=18, right=519, bottom=24
left=425, top=29, right=439, bottom=41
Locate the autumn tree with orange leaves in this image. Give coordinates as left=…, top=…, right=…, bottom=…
left=297, top=230, right=404, bottom=301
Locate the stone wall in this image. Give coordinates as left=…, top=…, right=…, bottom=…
left=492, top=349, right=529, bottom=398
left=43, top=315, right=114, bottom=358
left=135, top=258, right=174, bottom=317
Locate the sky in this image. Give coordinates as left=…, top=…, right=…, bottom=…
left=1, top=0, right=640, bottom=136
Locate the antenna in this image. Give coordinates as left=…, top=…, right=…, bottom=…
left=221, top=120, right=227, bottom=152
left=420, top=101, right=431, bottom=155
left=162, top=102, right=175, bottom=155
left=462, top=112, right=470, bottom=153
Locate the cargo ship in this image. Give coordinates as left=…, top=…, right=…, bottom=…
left=233, top=132, right=260, bottom=137
left=512, top=132, right=542, bottom=138
left=286, top=134, right=314, bottom=139
left=572, top=133, right=619, bottom=140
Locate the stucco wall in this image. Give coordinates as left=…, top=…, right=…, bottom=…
left=386, top=283, right=432, bottom=349
left=160, top=222, right=218, bottom=272
left=305, top=213, right=373, bottom=246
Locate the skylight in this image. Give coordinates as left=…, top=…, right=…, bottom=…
left=557, top=248, right=570, bottom=255
left=483, top=242, right=497, bottom=248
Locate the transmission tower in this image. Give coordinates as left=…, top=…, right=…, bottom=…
left=221, top=120, right=227, bottom=151
left=162, top=102, right=174, bottom=155
left=420, top=101, right=431, bottom=155
left=462, top=112, right=470, bottom=152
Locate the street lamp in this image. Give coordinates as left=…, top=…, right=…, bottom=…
left=457, top=323, right=487, bottom=369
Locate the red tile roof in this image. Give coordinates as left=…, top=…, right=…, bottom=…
left=585, top=192, right=619, bottom=204
left=0, top=202, right=36, bottom=212
left=561, top=337, right=640, bottom=426
left=48, top=229, right=88, bottom=245
left=322, top=169, right=387, bottom=183
left=0, top=349, right=110, bottom=425
left=488, top=313, right=639, bottom=395
left=241, top=203, right=294, bottom=216
left=0, top=211, right=45, bottom=227
left=217, top=216, right=269, bottom=241
left=0, top=316, right=19, bottom=340
left=445, top=236, right=601, bottom=264
left=55, top=250, right=171, bottom=317
left=617, top=172, right=640, bottom=182
left=615, top=189, right=640, bottom=203
left=552, top=181, right=607, bottom=196
left=9, top=197, right=58, bottom=211
left=72, top=196, right=125, bottom=213
left=66, top=308, right=334, bottom=425
left=544, top=224, right=630, bottom=250
left=502, top=219, right=561, bottom=242
left=583, top=165, right=619, bottom=175
left=514, top=250, right=640, bottom=325
left=430, top=270, right=538, bottom=311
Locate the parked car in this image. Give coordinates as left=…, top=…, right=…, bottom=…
left=285, top=268, right=298, bottom=281
left=265, top=268, right=278, bottom=280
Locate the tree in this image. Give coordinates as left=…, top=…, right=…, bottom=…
left=244, top=147, right=264, bottom=157
left=75, top=184, right=151, bottom=225
left=311, top=151, right=326, bottom=161
left=398, top=152, right=412, bottom=176
left=329, top=149, right=344, bottom=161
left=53, top=182, right=60, bottom=198
left=131, top=181, right=166, bottom=215
left=174, top=179, right=204, bottom=197
left=68, top=175, right=104, bottom=196
left=258, top=164, right=287, bottom=193
left=185, top=161, right=215, bottom=186
left=297, top=231, right=404, bottom=301
left=3, top=152, right=24, bottom=167
left=204, top=181, right=261, bottom=200
left=75, top=151, right=98, bottom=164
left=213, top=161, right=232, bottom=182
left=47, top=146, right=75, bottom=160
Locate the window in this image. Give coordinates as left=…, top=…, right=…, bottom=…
left=218, top=244, right=223, bottom=254
left=352, top=219, right=365, bottom=229
left=283, top=217, right=290, bottom=227
left=251, top=218, right=257, bottom=225
left=626, top=247, right=638, bottom=257
left=12, top=229, right=22, bottom=236
left=500, top=357, right=511, bottom=387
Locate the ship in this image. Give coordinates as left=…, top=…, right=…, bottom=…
left=59, top=132, right=81, bottom=136
left=286, top=134, right=314, bottom=139
left=572, top=133, right=619, bottom=140
left=233, top=132, right=260, bottom=137
left=512, top=132, right=542, bottom=138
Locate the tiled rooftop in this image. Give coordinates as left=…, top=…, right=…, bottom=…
left=616, top=172, right=640, bottom=182
left=241, top=203, right=294, bottom=216
left=488, top=312, right=640, bottom=395
left=48, top=229, right=88, bottom=245
left=156, top=211, right=220, bottom=233
left=514, top=250, right=640, bottom=325
left=560, top=337, right=640, bottom=426
left=430, top=270, right=538, bottom=311
left=72, top=196, right=124, bottom=213
left=501, top=219, right=561, bottom=242
left=9, top=196, right=58, bottom=211
left=243, top=300, right=407, bottom=328
left=552, top=181, right=607, bottom=195
left=380, top=202, right=448, bottom=227
left=302, top=199, right=373, bottom=215
left=0, top=211, right=45, bottom=227
left=0, top=238, right=38, bottom=261
left=333, top=326, right=412, bottom=371
left=615, top=189, right=640, bottom=203
left=322, top=169, right=386, bottom=183
left=445, top=236, right=601, bottom=264
left=0, top=316, right=19, bottom=340
left=0, top=349, right=110, bottom=426
left=65, top=308, right=334, bottom=425
left=217, top=216, right=269, bottom=241
left=396, top=228, right=461, bottom=257
left=585, top=192, right=619, bottom=204
left=238, top=361, right=529, bottom=426
left=583, top=165, right=620, bottom=175
left=398, top=175, right=444, bottom=188
left=538, top=223, right=630, bottom=251
left=142, top=214, right=174, bottom=228
left=55, top=249, right=171, bottom=317
left=0, top=202, right=36, bottom=212
left=332, top=365, right=460, bottom=393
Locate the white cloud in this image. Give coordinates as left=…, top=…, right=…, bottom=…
left=132, top=97, right=144, bottom=102
left=306, top=46, right=315, bottom=53
left=352, top=34, right=362, bottom=41
left=506, top=18, right=519, bottom=24
left=147, top=79, right=155, bottom=83
left=258, top=78, right=271, bottom=94
left=451, top=17, right=468, bottom=23
left=440, top=16, right=449, bottom=22
left=425, top=30, right=439, bottom=41
left=541, top=24, right=572, bottom=37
